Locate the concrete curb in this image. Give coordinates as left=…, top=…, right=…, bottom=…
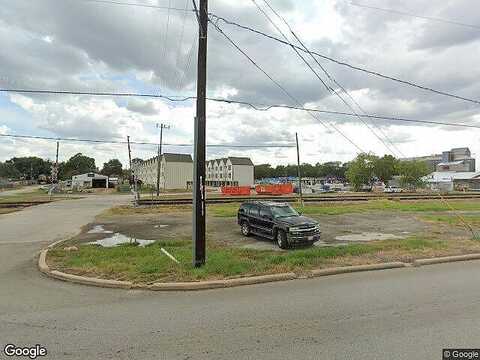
left=38, top=247, right=480, bottom=291
left=413, top=253, right=480, bottom=267
left=309, top=262, right=406, bottom=277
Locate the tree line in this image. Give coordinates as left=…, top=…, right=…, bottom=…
left=255, top=154, right=430, bottom=190
left=0, top=153, right=124, bottom=181
left=255, top=161, right=348, bottom=180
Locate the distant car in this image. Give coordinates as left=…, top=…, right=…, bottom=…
left=384, top=186, right=403, bottom=193
left=237, top=201, right=321, bottom=249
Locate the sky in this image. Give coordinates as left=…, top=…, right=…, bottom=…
left=0, top=0, right=479, bottom=169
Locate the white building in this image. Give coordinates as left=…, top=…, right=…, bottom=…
left=71, top=173, right=109, bottom=189
left=132, top=153, right=193, bottom=190
left=424, top=171, right=480, bottom=191
left=206, top=157, right=254, bottom=187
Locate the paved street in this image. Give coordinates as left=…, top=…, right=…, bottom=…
left=1, top=196, right=479, bottom=359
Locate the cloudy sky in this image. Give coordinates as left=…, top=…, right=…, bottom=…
left=0, top=0, right=479, bottom=169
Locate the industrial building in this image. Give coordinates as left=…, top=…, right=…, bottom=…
left=132, top=153, right=193, bottom=190
left=71, top=173, right=110, bottom=189
left=424, top=172, right=480, bottom=192
left=206, top=157, right=254, bottom=187
left=402, top=147, right=475, bottom=172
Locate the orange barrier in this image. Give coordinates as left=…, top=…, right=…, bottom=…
left=255, top=183, right=293, bottom=195
left=221, top=186, right=251, bottom=196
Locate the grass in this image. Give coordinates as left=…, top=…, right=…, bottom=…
left=48, top=236, right=462, bottom=283
left=0, top=189, right=79, bottom=203
left=421, top=214, right=480, bottom=226
left=210, top=199, right=480, bottom=217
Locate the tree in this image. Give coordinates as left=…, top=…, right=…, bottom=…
left=254, top=164, right=274, bottom=179
left=373, top=155, right=399, bottom=183
left=101, top=159, right=123, bottom=176
left=5, top=157, right=52, bottom=180
left=59, top=153, right=96, bottom=180
left=397, top=160, right=429, bottom=189
left=345, top=153, right=378, bottom=191
left=0, top=162, right=21, bottom=179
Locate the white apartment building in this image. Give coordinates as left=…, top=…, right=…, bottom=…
left=132, top=153, right=193, bottom=190
left=206, top=157, right=254, bottom=187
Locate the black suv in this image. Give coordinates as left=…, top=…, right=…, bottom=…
left=237, top=201, right=321, bottom=249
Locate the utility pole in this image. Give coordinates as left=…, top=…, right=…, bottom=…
left=127, top=136, right=138, bottom=205
left=193, top=0, right=208, bottom=267
left=52, top=141, right=59, bottom=184
left=296, top=132, right=303, bottom=206
left=156, top=123, right=170, bottom=197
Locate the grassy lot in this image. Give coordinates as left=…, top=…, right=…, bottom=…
left=210, top=199, right=480, bottom=217
left=0, top=189, right=77, bottom=203
left=47, top=236, right=480, bottom=283
left=421, top=214, right=480, bottom=226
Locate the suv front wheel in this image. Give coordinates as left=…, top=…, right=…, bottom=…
left=241, top=221, right=251, bottom=236
left=276, top=229, right=288, bottom=249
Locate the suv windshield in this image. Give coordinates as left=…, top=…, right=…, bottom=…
left=271, top=205, right=299, bottom=218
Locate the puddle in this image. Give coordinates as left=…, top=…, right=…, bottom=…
left=335, top=232, right=403, bottom=242
left=88, top=225, right=113, bottom=234
left=87, top=233, right=155, bottom=248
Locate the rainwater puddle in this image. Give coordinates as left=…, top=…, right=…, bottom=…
left=87, top=233, right=155, bottom=247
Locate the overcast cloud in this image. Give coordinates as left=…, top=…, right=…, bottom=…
left=0, top=0, right=479, bottom=168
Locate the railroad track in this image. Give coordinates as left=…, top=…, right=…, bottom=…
left=137, top=193, right=480, bottom=206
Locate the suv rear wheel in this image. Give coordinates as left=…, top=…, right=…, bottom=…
left=276, top=229, right=288, bottom=249
left=241, top=221, right=251, bottom=236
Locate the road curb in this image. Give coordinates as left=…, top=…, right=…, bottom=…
left=413, top=253, right=480, bottom=267
left=38, top=247, right=480, bottom=291
left=309, top=262, right=406, bottom=277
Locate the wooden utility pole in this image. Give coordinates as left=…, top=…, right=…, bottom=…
left=52, top=141, right=59, bottom=184
left=193, top=0, right=208, bottom=267
left=156, top=123, right=170, bottom=197
left=127, top=136, right=138, bottom=205
left=296, top=132, right=303, bottom=206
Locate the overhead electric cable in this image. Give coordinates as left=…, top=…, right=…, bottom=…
left=209, top=19, right=365, bottom=153
left=348, top=1, right=480, bottom=30
left=209, top=13, right=480, bottom=106
left=1, top=88, right=478, bottom=129
left=0, top=133, right=295, bottom=148
left=254, top=0, right=400, bottom=156
left=73, top=0, right=194, bottom=12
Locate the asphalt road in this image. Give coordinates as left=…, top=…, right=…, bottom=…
left=1, top=195, right=479, bottom=359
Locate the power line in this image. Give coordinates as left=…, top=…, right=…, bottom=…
left=255, top=0, right=401, bottom=157
left=1, top=88, right=479, bottom=129
left=209, top=13, right=480, bottom=106
left=0, top=133, right=296, bottom=148
left=72, top=0, right=194, bottom=12
left=348, top=1, right=480, bottom=31
left=209, top=17, right=365, bottom=153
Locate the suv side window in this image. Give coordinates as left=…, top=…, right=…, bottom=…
left=259, top=207, right=271, bottom=218
left=248, top=205, right=259, bottom=217
left=239, top=204, right=251, bottom=215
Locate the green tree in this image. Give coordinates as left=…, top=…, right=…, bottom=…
left=373, top=155, right=399, bottom=183
left=254, top=164, right=274, bottom=179
left=5, top=157, right=52, bottom=180
left=397, top=160, right=429, bottom=189
left=345, top=153, right=378, bottom=191
left=0, top=162, right=21, bottom=179
left=101, top=159, right=123, bottom=176
left=59, top=153, right=96, bottom=180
